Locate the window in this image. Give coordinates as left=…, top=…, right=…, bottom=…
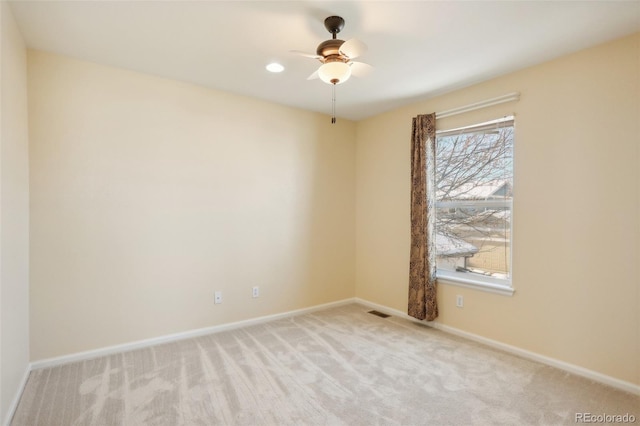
left=435, top=117, right=514, bottom=292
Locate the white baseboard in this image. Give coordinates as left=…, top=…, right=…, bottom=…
left=431, top=321, right=640, bottom=396
left=354, top=297, right=640, bottom=396
left=3, top=365, right=30, bottom=426
left=31, top=297, right=356, bottom=371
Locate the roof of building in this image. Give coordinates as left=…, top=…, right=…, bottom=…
left=436, top=233, right=478, bottom=257
left=437, top=180, right=512, bottom=201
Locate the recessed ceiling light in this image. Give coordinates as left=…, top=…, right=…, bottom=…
left=266, top=62, right=284, bottom=73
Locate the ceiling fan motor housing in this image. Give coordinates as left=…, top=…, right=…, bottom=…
left=316, top=39, right=346, bottom=60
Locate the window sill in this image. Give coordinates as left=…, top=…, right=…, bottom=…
left=437, top=271, right=515, bottom=296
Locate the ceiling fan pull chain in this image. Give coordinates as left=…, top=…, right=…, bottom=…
left=331, top=84, right=337, bottom=124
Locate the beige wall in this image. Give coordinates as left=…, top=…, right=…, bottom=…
left=356, top=33, right=640, bottom=385
left=0, top=1, right=30, bottom=422
left=28, top=51, right=356, bottom=361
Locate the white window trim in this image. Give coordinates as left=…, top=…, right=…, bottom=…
left=437, top=116, right=514, bottom=137
left=435, top=116, right=515, bottom=297
left=437, top=270, right=514, bottom=296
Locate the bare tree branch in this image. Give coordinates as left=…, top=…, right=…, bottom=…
left=435, top=126, right=513, bottom=274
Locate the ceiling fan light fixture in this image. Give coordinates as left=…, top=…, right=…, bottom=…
left=318, top=61, right=351, bottom=85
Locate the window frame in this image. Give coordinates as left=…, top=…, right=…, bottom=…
left=434, top=116, right=515, bottom=296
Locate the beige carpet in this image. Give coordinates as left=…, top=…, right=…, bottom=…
left=11, top=303, right=639, bottom=425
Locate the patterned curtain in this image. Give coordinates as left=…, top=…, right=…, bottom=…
left=408, top=113, right=438, bottom=321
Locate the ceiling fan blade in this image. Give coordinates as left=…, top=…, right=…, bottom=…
left=307, top=69, right=319, bottom=80
left=340, top=38, right=367, bottom=60
left=350, top=61, right=373, bottom=78
left=290, top=50, right=322, bottom=60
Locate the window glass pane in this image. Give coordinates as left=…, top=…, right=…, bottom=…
left=435, top=119, right=513, bottom=282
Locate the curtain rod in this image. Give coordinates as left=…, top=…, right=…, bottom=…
left=436, top=92, right=520, bottom=119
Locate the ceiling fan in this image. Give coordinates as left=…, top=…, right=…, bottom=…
left=293, top=16, right=372, bottom=123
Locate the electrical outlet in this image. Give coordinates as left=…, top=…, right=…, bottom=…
left=214, top=291, right=222, bottom=304
left=252, top=286, right=259, bottom=298
left=456, top=295, right=464, bottom=308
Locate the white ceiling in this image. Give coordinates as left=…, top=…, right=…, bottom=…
left=9, top=1, right=640, bottom=121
